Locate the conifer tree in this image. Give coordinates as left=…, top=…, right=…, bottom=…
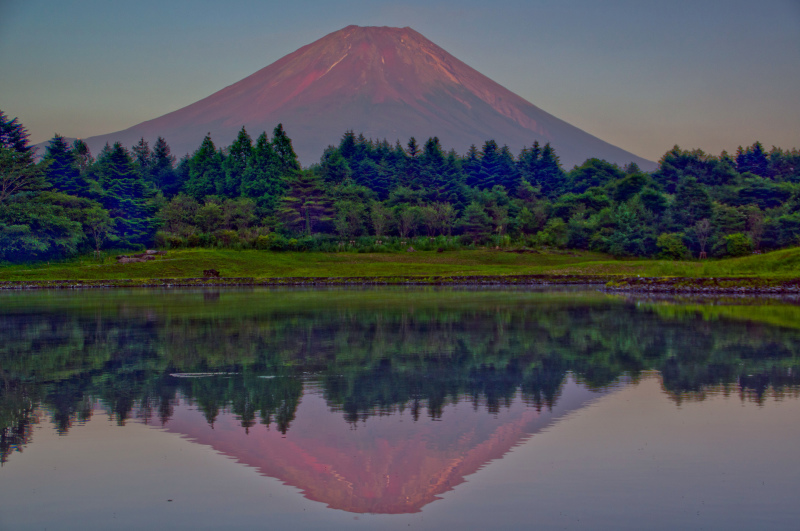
left=320, top=147, right=351, bottom=184
left=339, top=131, right=357, bottom=161
left=498, top=145, right=521, bottom=193
left=223, top=127, right=253, bottom=197
left=184, top=134, right=224, bottom=199
left=0, top=110, right=31, bottom=153
left=458, top=202, right=492, bottom=241
left=150, top=137, right=179, bottom=196
left=736, top=142, right=770, bottom=177
left=276, top=171, right=333, bottom=235
left=131, top=138, right=152, bottom=182
left=463, top=144, right=482, bottom=188
left=536, top=143, right=565, bottom=197
left=44, top=135, right=85, bottom=195
left=97, top=142, right=157, bottom=246
left=271, top=124, right=300, bottom=173
left=478, top=140, right=500, bottom=189
left=241, top=132, right=285, bottom=213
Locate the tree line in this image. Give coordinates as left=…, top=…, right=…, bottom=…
left=2, top=109, right=799, bottom=262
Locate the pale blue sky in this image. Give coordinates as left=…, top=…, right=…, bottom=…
left=1, top=0, right=798, bottom=161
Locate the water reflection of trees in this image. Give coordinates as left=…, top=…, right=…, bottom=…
left=2, top=291, right=800, bottom=463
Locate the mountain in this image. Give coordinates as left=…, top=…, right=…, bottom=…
left=78, top=25, right=654, bottom=169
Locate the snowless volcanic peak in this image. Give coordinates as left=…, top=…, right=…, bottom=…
left=81, top=25, right=654, bottom=169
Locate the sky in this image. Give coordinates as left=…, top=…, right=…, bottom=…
left=1, top=0, right=798, bottom=162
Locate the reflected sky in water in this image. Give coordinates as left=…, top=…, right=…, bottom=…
left=1, top=287, right=799, bottom=529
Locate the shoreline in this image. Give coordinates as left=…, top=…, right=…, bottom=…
left=1, top=274, right=799, bottom=294
left=0, top=274, right=612, bottom=290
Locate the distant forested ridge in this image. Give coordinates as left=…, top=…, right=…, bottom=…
left=2, top=110, right=799, bottom=263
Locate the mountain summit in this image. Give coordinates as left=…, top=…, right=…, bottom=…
left=82, top=25, right=653, bottom=168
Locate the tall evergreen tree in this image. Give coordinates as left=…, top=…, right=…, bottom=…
left=320, top=147, right=352, bottom=184
left=223, top=127, right=253, bottom=197
left=536, top=143, right=565, bottom=197
left=43, top=135, right=85, bottom=195
left=736, top=142, right=770, bottom=177
left=463, top=144, right=482, bottom=188
left=241, top=132, right=285, bottom=213
left=0, top=110, right=31, bottom=154
left=271, top=124, right=300, bottom=173
left=276, top=171, right=333, bottom=235
left=150, top=137, right=179, bottom=197
left=498, top=145, right=521, bottom=193
left=97, top=142, right=157, bottom=246
left=478, top=140, right=501, bottom=189
left=339, top=131, right=357, bottom=161
left=184, top=134, right=224, bottom=199
left=0, top=143, right=45, bottom=204
left=131, top=138, right=152, bottom=183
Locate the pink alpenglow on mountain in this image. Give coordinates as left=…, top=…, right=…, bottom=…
left=81, top=25, right=653, bottom=169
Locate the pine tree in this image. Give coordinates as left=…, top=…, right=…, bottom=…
left=97, top=142, right=157, bottom=246
left=458, top=202, right=492, bottom=241
left=184, top=134, right=224, bottom=199
left=736, top=142, right=770, bottom=177
left=320, top=147, right=352, bottom=184
left=276, top=171, right=333, bottom=235
left=223, top=127, right=253, bottom=197
left=477, top=140, right=501, bottom=189
left=339, top=131, right=357, bottom=161
left=463, top=144, right=482, bottom=188
left=537, top=143, right=565, bottom=197
left=0, top=144, right=45, bottom=204
left=44, top=135, right=85, bottom=195
left=150, top=137, right=179, bottom=197
left=131, top=138, right=152, bottom=182
left=403, top=137, right=422, bottom=187
left=0, top=110, right=31, bottom=153
left=241, top=132, right=285, bottom=213
left=271, top=124, right=300, bottom=173
left=498, top=145, right=521, bottom=193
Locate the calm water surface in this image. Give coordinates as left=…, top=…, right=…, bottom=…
left=1, top=287, right=799, bottom=530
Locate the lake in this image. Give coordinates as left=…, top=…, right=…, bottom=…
left=1, top=287, right=799, bottom=530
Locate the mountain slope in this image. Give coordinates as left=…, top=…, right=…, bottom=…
left=81, top=25, right=654, bottom=169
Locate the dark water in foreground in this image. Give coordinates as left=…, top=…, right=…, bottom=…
left=1, top=287, right=799, bottom=530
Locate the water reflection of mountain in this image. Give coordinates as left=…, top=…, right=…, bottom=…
left=161, top=378, right=604, bottom=514
left=2, top=288, right=800, bottom=465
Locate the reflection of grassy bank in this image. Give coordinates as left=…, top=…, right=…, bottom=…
left=1, top=247, right=799, bottom=282
left=644, top=299, right=800, bottom=331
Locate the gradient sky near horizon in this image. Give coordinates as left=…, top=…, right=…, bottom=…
left=1, top=0, right=798, bottom=163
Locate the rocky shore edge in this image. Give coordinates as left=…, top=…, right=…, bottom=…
left=0, top=274, right=611, bottom=289
left=1, top=274, right=799, bottom=293
left=604, top=277, right=800, bottom=294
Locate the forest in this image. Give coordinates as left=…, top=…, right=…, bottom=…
left=2, top=109, right=799, bottom=263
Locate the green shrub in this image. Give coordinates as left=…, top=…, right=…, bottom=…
left=255, top=235, right=271, bottom=250
left=214, top=229, right=239, bottom=247
left=725, top=233, right=753, bottom=257
left=535, top=218, right=568, bottom=248
left=656, top=233, right=690, bottom=260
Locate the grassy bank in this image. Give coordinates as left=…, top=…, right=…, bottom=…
left=0, top=247, right=798, bottom=282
